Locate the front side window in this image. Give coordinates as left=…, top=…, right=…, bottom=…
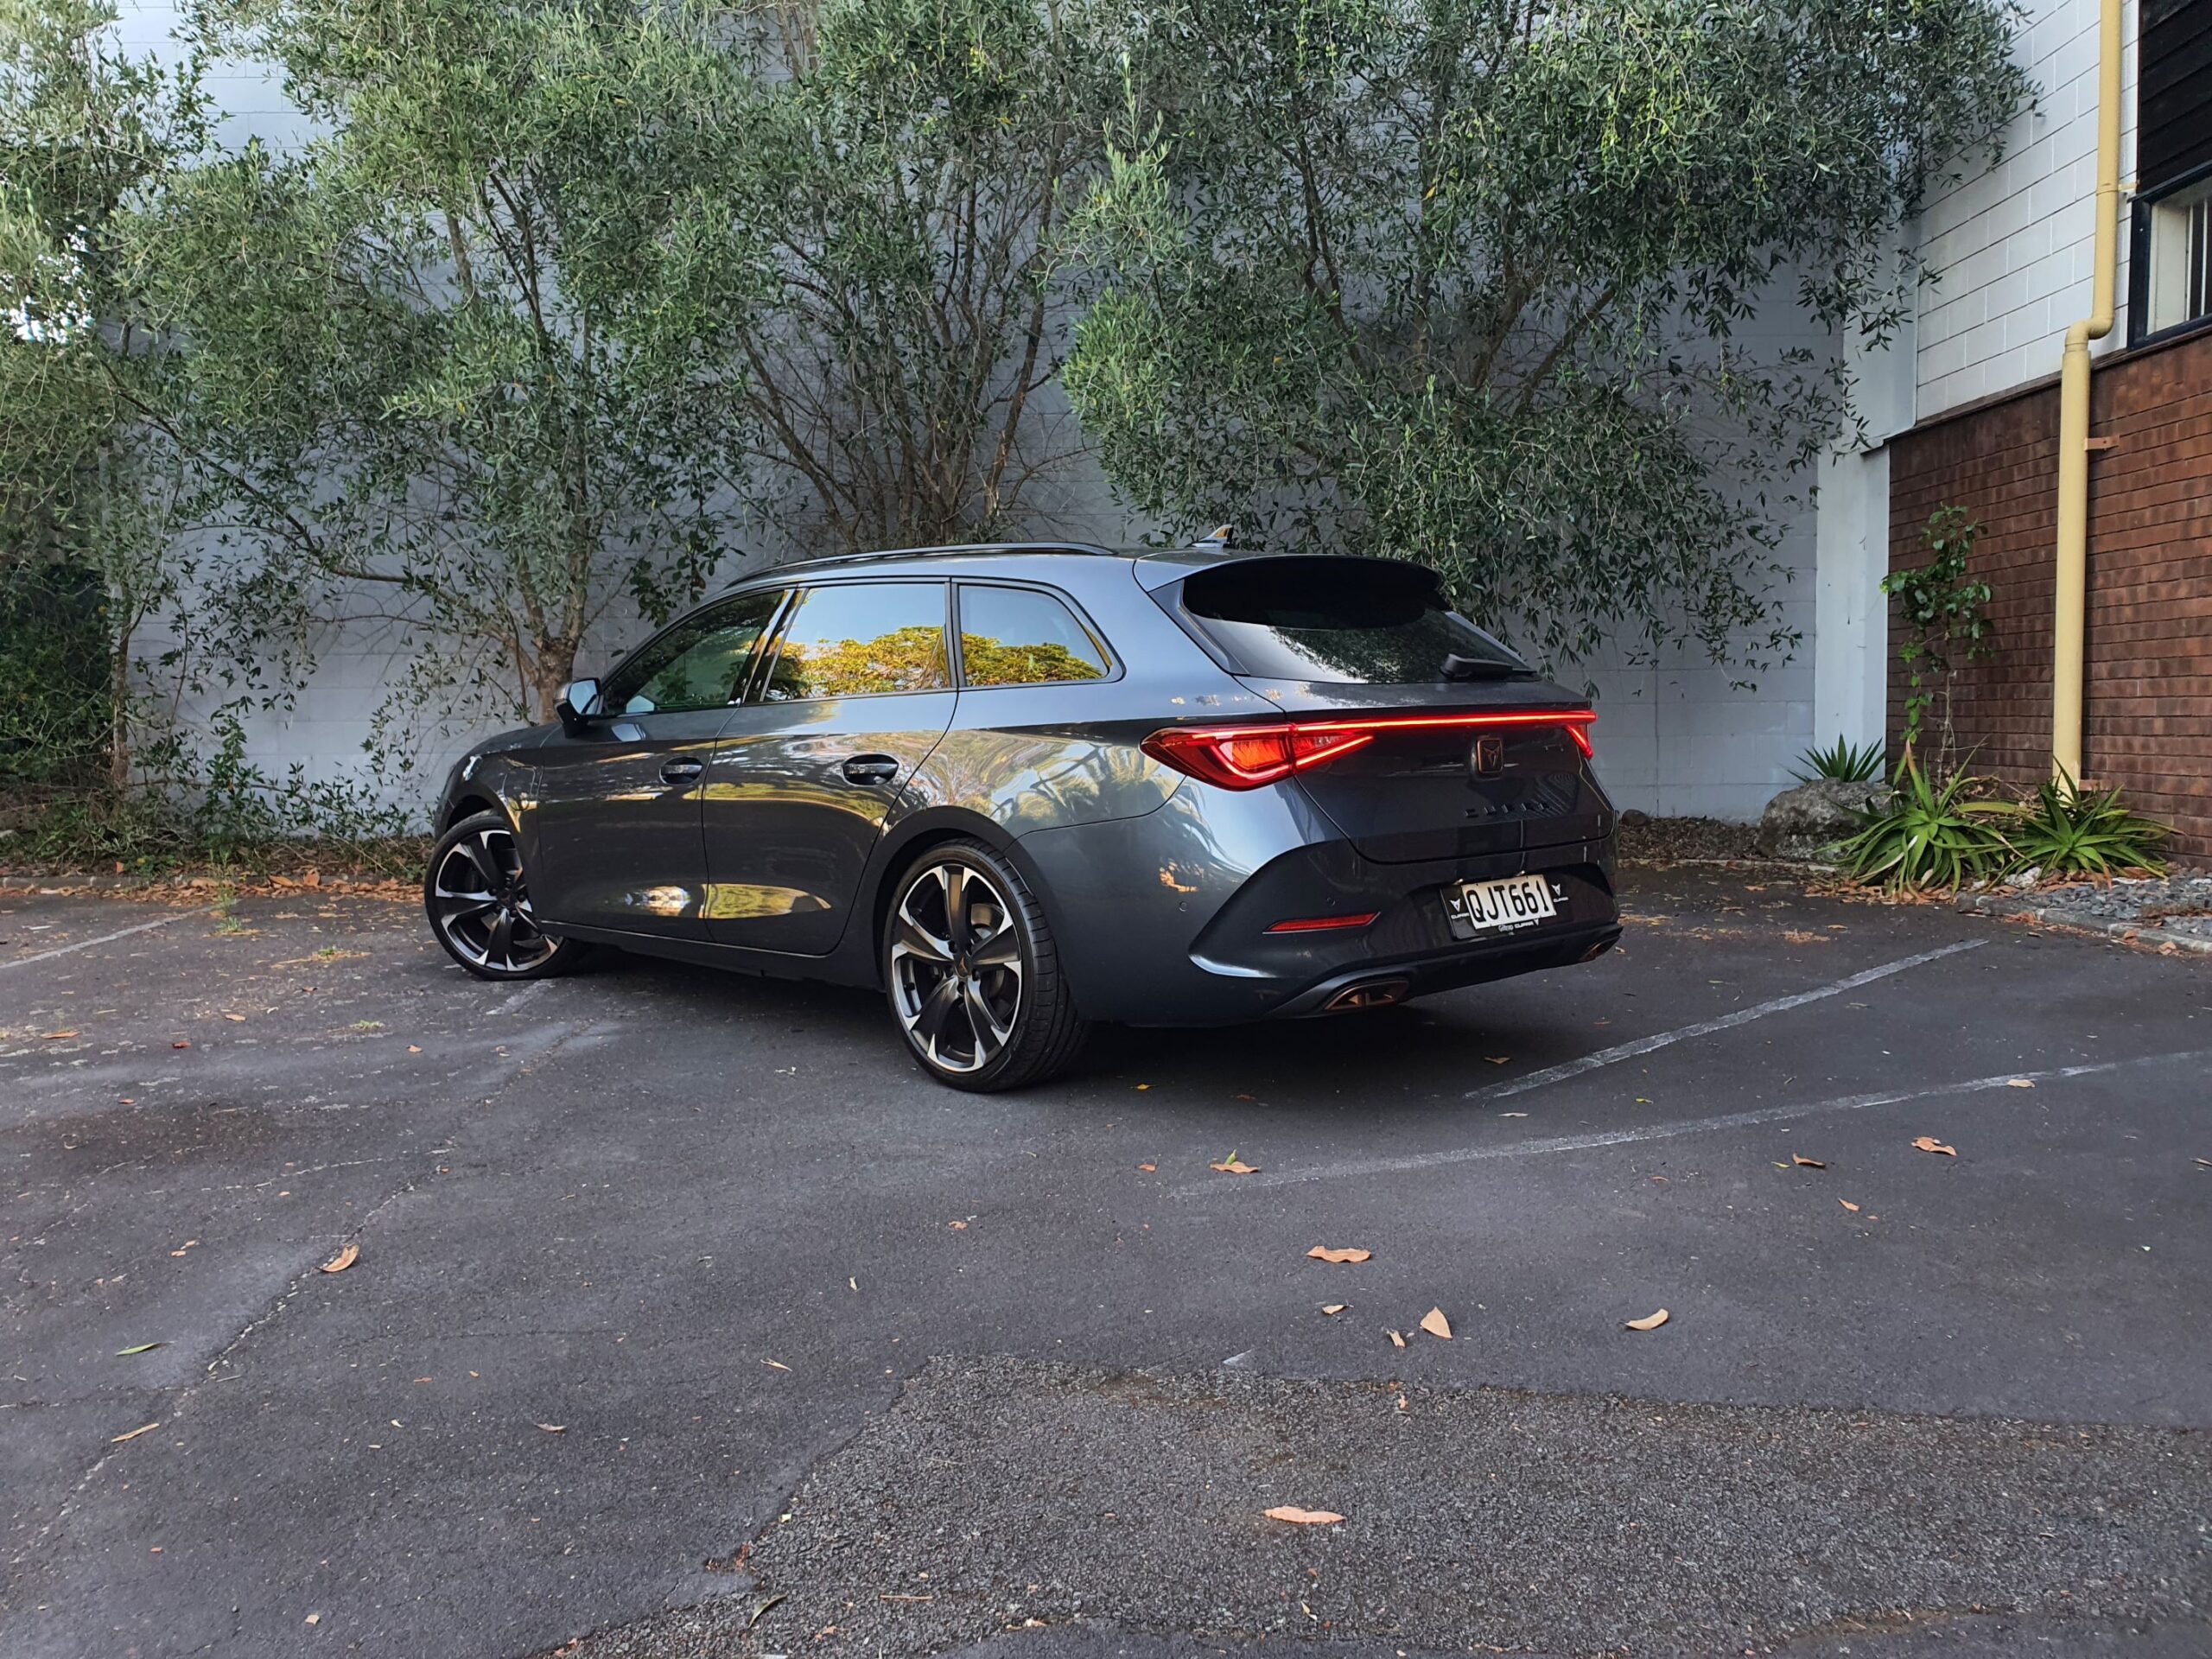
left=957, top=584, right=1110, bottom=687
left=760, top=582, right=951, bottom=702
left=603, top=591, right=783, bottom=715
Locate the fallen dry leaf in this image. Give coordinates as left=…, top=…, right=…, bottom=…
left=223, top=1013, right=246, bottom=1023
left=1912, top=1136, right=1958, bottom=1157
left=1624, top=1308, right=1670, bottom=1332
left=763, top=1359, right=791, bottom=1371
left=536, top=1422, right=568, bottom=1433
left=1387, top=1330, right=1407, bottom=1349
left=1210, top=1154, right=1261, bottom=1175
left=111, top=1422, right=161, bottom=1443
left=41, top=1030, right=78, bottom=1040
left=1791, top=1154, right=1827, bottom=1169
left=319, top=1243, right=359, bottom=1274
left=947, top=1219, right=969, bottom=1230
left=1484, top=1055, right=1510, bottom=1065
left=1840, top=1199, right=1862, bottom=1213
left=171, top=1039, right=191, bottom=1050
left=1306, top=1246, right=1372, bottom=1264
left=1420, top=1307, right=1452, bottom=1340
left=2005, top=1077, right=2035, bottom=1089
left=1264, top=1506, right=1345, bottom=1526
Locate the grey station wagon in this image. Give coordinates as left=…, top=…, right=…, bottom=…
left=424, top=543, right=1621, bottom=1090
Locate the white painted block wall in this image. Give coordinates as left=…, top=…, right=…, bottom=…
left=1913, top=0, right=2137, bottom=417
left=107, top=0, right=1916, bottom=826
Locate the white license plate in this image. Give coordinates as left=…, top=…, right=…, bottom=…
left=1454, top=874, right=1557, bottom=933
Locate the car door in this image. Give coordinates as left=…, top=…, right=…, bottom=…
left=529, top=589, right=785, bottom=939
left=702, top=579, right=957, bottom=956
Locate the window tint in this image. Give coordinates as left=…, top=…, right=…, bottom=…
left=605, top=591, right=782, bottom=715
left=957, top=585, right=1109, bottom=687
left=761, top=582, right=950, bottom=701
left=1177, top=557, right=1529, bottom=684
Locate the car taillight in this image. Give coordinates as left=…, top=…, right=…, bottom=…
left=1141, top=709, right=1595, bottom=791
left=1140, top=724, right=1375, bottom=789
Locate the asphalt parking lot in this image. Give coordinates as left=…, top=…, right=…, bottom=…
left=3, top=868, right=2209, bottom=1658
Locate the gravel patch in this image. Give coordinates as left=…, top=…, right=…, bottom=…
left=1958, top=874, right=2212, bottom=955
left=566, top=1355, right=2212, bottom=1659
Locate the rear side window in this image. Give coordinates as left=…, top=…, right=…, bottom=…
left=957, top=584, right=1109, bottom=687
left=760, top=581, right=950, bottom=701
left=1176, top=557, right=1529, bottom=684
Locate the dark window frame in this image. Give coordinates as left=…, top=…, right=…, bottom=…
left=2126, top=155, right=2212, bottom=348
left=747, top=577, right=957, bottom=705
left=949, top=579, right=1122, bottom=690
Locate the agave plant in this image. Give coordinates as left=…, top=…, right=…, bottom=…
left=1841, top=753, right=2018, bottom=893
left=1789, top=736, right=1887, bottom=785
left=2010, top=775, right=2167, bottom=880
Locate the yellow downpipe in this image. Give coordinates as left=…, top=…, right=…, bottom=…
left=2050, top=0, right=2124, bottom=784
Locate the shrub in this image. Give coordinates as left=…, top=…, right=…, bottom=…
left=2011, top=776, right=2167, bottom=881
left=1789, top=736, right=1885, bottom=785
left=1841, top=753, right=2016, bottom=893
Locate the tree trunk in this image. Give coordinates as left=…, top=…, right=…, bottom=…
left=531, top=643, right=579, bottom=725
left=108, top=619, right=133, bottom=794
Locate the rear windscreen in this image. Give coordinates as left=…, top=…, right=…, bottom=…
left=1176, top=558, right=1530, bottom=683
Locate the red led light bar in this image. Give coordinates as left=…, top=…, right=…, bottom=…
left=1264, top=912, right=1381, bottom=934
left=1141, top=709, right=1595, bottom=791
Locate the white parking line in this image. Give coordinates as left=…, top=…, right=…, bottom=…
left=1465, top=938, right=1986, bottom=1103
left=0, top=907, right=214, bottom=972
left=1181, top=1048, right=2212, bottom=1195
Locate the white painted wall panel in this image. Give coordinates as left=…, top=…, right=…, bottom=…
left=1913, top=0, right=2137, bottom=417
left=113, top=1, right=1848, bottom=825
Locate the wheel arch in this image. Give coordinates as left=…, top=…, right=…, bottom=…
left=441, top=791, right=508, bottom=832
left=852, top=808, right=1061, bottom=986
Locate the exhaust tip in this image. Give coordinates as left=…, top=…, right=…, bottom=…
left=1580, top=937, right=1616, bottom=963
left=1323, top=977, right=1410, bottom=1013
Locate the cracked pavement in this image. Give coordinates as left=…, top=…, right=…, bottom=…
left=2, top=869, right=2209, bottom=1657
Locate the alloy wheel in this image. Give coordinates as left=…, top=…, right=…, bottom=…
left=429, top=825, right=556, bottom=974
left=889, top=860, right=1026, bottom=1075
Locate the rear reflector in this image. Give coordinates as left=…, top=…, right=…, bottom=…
left=1142, top=709, right=1595, bottom=791
left=1266, top=912, right=1380, bottom=934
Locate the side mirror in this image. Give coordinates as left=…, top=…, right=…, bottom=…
left=556, top=677, right=603, bottom=734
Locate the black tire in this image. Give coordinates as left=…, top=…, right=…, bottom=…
left=423, top=810, right=589, bottom=981
left=882, top=837, right=1087, bottom=1091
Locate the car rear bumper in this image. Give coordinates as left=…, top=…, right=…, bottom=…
left=1267, top=919, right=1622, bottom=1017
left=1012, top=779, right=1618, bottom=1027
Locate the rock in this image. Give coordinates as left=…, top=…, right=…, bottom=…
left=1757, top=779, right=1891, bottom=861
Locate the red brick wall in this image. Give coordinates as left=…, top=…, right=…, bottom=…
left=1888, top=327, right=2212, bottom=862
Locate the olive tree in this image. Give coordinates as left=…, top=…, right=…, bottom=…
left=1063, top=0, right=2031, bottom=672
left=1, top=0, right=207, bottom=791
left=702, top=0, right=1113, bottom=550
left=116, top=0, right=772, bottom=733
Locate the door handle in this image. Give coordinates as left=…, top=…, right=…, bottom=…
left=840, top=753, right=901, bottom=785
left=658, top=759, right=705, bottom=784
